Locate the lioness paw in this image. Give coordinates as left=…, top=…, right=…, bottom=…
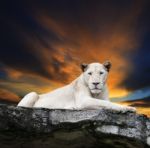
left=125, top=106, right=136, bottom=112
left=111, top=106, right=137, bottom=113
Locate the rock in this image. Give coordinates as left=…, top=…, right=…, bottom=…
left=0, top=104, right=150, bottom=148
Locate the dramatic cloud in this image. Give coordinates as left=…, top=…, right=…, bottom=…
left=0, top=0, right=150, bottom=102
left=0, top=88, right=20, bottom=102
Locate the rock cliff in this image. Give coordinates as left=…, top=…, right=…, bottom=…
left=0, top=104, right=150, bottom=148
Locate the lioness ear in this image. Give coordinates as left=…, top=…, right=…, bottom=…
left=80, top=63, right=88, bottom=72
left=103, top=60, right=112, bottom=72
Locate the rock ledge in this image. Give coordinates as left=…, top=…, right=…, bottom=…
left=0, top=104, right=150, bottom=147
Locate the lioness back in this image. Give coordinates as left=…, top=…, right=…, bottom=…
left=33, top=82, right=76, bottom=109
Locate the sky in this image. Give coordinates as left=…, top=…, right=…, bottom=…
left=0, top=0, right=150, bottom=103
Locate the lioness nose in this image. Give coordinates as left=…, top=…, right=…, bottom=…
left=92, top=82, right=100, bottom=86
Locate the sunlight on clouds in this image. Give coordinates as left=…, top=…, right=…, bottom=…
left=32, top=3, right=143, bottom=97
left=109, top=88, right=129, bottom=98
left=0, top=88, right=20, bottom=102
left=0, top=1, right=147, bottom=106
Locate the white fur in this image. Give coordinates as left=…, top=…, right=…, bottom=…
left=147, top=137, right=150, bottom=146
left=17, top=62, right=136, bottom=112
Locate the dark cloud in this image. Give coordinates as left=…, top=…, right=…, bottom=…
left=1, top=2, right=44, bottom=76
left=0, top=0, right=68, bottom=80
left=122, top=24, right=150, bottom=90
left=118, top=0, right=150, bottom=90
left=0, top=0, right=150, bottom=101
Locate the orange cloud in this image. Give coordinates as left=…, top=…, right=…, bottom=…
left=0, top=1, right=146, bottom=103
left=28, top=2, right=144, bottom=98
left=0, top=88, right=20, bottom=102
left=0, top=65, right=64, bottom=101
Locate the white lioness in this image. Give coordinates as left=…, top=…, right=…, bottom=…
left=17, top=61, right=136, bottom=112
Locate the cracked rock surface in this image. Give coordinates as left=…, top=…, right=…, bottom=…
left=0, top=104, right=150, bottom=148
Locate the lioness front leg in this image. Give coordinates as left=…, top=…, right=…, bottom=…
left=77, top=97, right=136, bottom=112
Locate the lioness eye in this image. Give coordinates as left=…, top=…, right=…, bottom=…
left=88, top=72, right=92, bottom=75
left=100, top=71, right=104, bottom=75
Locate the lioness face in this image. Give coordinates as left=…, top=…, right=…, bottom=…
left=81, top=61, right=111, bottom=94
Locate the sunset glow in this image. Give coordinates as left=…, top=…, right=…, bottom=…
left=0, top=0, right=150, bottom=117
